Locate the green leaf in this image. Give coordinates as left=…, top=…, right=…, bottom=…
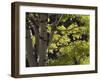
left=52, top=34, right=61, bottom=41
left=49, top=43, right=57, bottom=49
left=57, top=25, right=66, bottom=31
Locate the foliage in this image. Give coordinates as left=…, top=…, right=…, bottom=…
left=47, top=14, right=90, bottom=65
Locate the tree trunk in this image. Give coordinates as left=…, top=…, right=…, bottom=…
left=38, top=14, right=48, bottom=66
left=27, top=14, right=48, bottom=66
left=26, top=27, right=38, bottom=67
